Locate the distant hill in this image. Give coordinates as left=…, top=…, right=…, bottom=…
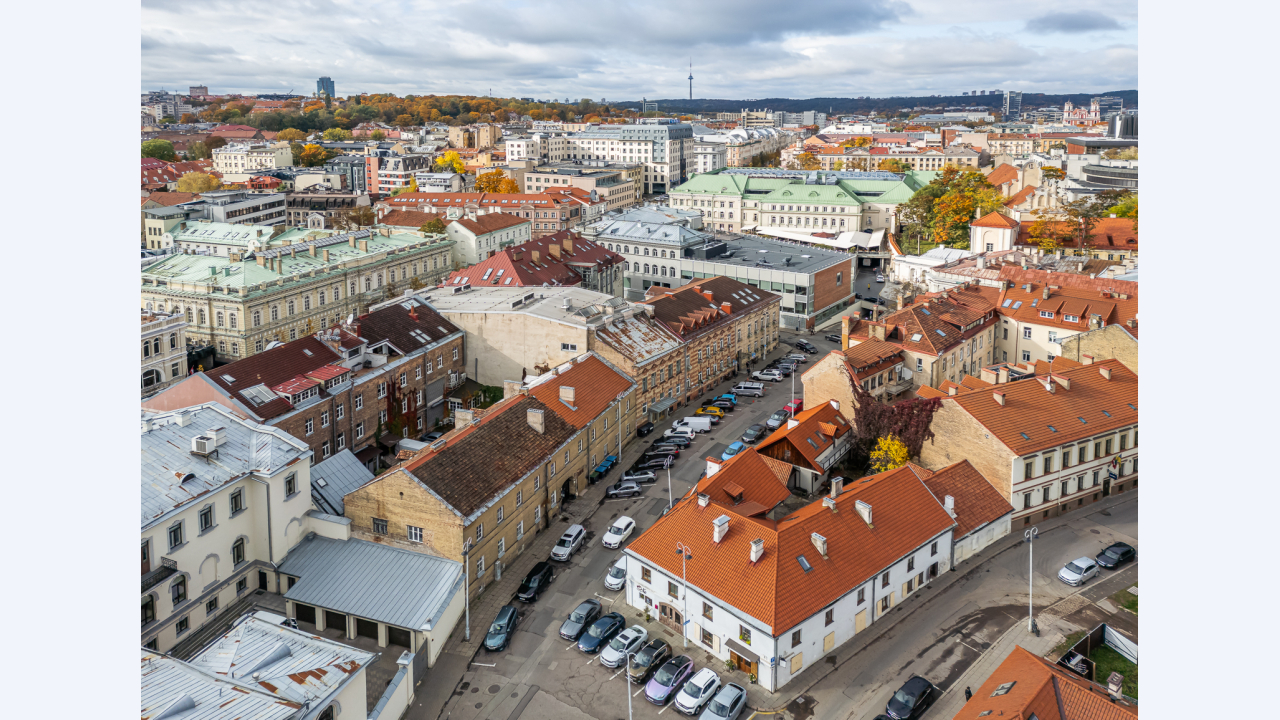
left=619, top=91, right=1138, bottom=116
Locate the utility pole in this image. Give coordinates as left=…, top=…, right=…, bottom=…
left=462, top=542, right=471, bottom=641
left=1025, top=527, right=1039, bottom=633
left=675, top=542, right=692, bottom=648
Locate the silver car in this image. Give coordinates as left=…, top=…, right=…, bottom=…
left=699, top=683, right=746, bottom=720
left=1058, top=557, right=1100, bottom=586
left=765, top=409, right=789, bottom=429
left=600, top=625, right=649, bottom=668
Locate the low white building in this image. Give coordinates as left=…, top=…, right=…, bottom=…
left=622, top=448, right=958, bottom=693
left=212, top=142, right=294, bottom=173
left=918, top=460, right=1014, bottom=565
left=888, top=246, right=973, bottom=288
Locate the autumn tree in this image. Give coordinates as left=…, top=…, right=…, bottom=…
left=1107, top=194, right=1138, bottom=226
left=394, top=114, right=415, bottom=126
left=848, top=382, right=942, bottom=469
left=869, top=435, right=910, bottom=473
left=390, top=178, right=419, bottom=196
left=796, top=152, right=821, bottom=171
left=434, top=150, right=465, bottom=173
left=1027, top=212, right=1069, bottom=252
left=142, top=139, right=177, bottom=161
left=1040, top=166, right=1065, bottom=182
left=497, top=178, right=521, bottom=193
left=474, top=169, right=509, bottom=193
left=370, top=130, right=386, bottom=141
left=877, top=159, right=907, bottom=172
left=180, top=113, right=198, bottom=124
left=295, top=143, right=330, bottom=167
left=1062, top=189, right=1131, bottom=250
left=853, top=136, right=874, bottom=147
left=176, top=172, right=222, bottom=193
left=276, top=128, right=307, bottom=142
left=322, top=127, right=353, bottom=141
left=420, top=218, right=447, bottom=235
left=332, top=206, right=376, bottom=230
left=206, top=136, right=227, bottom=151
left=925, top=170, right=1004, bottom=247
left=186, top=141, right=211, bottom=160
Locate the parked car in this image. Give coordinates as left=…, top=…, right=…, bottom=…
left=601, top=626, right=649, bottom=668
left=604, top=557, right=628, bottom=591
left=674, top=668, right=722, bottom=716
left=1096, top=542, right=1136, bottom=569
left=1058, top=557, right=1100, bottom=586
left=721, top=441, right=746, bottom=461
left=794, top=339, right=818, bottom=354
left=784, top=398, right=804, bottom=414
left=646, top=655, right=695, bottom=705
left=632, top=456, right=674, bottom=471
left=713, top=393, right=738, bottom=406
left=885, top=676, right=935, bottom=719
left=731, top=382, right=765, bottom=397
left=741, top=424, right=767, bottom=444
left=516, top=562, right=555, bottom=602
left=854, top=293, right=863, bottom=300
left=422, top=431, right=445, bottom=442
left=699, top=683, right=747, bottom=720
left=876, top=273, right=885, bottom=283
left=558, top=599, right=603, bottom=641
left=766, top=409, right=789, bottom=429
left=752, top=370, right=784, bottom=383
left=601, top=517, right=636, bottom=549
left=636, top=421, right=655, bottom=437
left=605, top=480, right=643, bottom=499
left=673, top=417, right=713, bottom=433
left=702, top=400, right=735, bottom=413
left=550, top=525, right=586, bottom=561
left=664, top=427, right=697, bottom=440
left=643, top=446, right=681, bottom=459
left=695, top=406, right=725, bottom=419
left=823, top=333, right=842, bottom=343
left=784, top=353, right=808, bottom=364
left=653, top=435, right=691, bottom=448
left=484, top=605, right=520, bottom=652
left=577, top=612, right=626, bottom=654
left=623, top=469, right=658, bottom=484
left=628, top=639, right=673, bottom=684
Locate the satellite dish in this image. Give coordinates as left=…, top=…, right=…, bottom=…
left=346, top=313, right=354, bottom=325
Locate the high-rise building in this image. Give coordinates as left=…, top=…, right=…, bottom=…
left=1093, top=95, right=1124, bottom=120
left=317, top=76, right=335, bottom=97
left=1003, top=90, right=1023, bottom=120
left=189, top=85, right=208, bottom=96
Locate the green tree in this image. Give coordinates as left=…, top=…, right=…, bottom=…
left=370, top=130, right=386, bottom=141
left=1107, top=194, right=1138, bottom=219
left=185, top=141, right=211, bottom=160
left=1063, top=189, right=1132, bottom=250
left=322, top=127, right=353, bottom=141
left=176, top=172, right=222, bottom=193
left=141, top=139, right=177, bottom=161
left=332, top=206, right=376, bottom=230
left=420, top=218, right=447, bottom=235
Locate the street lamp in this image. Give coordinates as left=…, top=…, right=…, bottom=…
left=666, top=465, right=674, bottom=511
left=462, top=542, right=471, bottom=642
left=675, top=542, right=692, bottom=648
left=1025, top=526, right=1039, bottom=634
left=625, top=650, right=641, bottom=720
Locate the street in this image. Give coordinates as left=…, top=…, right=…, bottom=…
left=410, top=332, right=1139, bottom=720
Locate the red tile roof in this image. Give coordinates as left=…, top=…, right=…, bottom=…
left=755, top=402, right=852, bottom=472
left=952, top=645, right=1138, bottom=720
left=205, top=336, right=345, bottom=420
left=144, top=191, right=199, bottom=206
left=379, top=191, right=575, bottom=211
left=972, top=211, right=1021, bottom=229
left=1015, top=218, right=1137, bottom=251
left=525, top=354, right=635, bottom=430
left=379, top=209, right=442, bottom=228
left=643, top=276, right=778, bottom=340
left=627, top=458, right=956, bottom=633
left=357, top=298, right=460, bottom=354
left=918, top=460, right=1013, bottom=538
left=444, top=232, right=623, bottom=289
left=994, top=268, right=1138, bottom=337
left=986, top=164, right=1019, bottom=187
left=1004, top=184, right=1037, bottom=208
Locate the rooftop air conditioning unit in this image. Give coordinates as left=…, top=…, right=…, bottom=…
left=192, top=436, right=214, bottom=455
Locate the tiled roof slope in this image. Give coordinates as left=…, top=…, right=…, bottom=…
left=205, top=336, right=344, bottom=420
left=876, top=288, right=999, bottom=356
left=918, top=460, right=1013, bottom=538
left=379, top=209, right=441, bottom=228
left=995, top=268, right=1138, bottom=337
left=1015, top=217, right=1138, bottom=251
left=627, top=455, right=955, bottom=633
left=357, top=297, right=459, bottom=354
left=947, top=359, right=1137, bottom=456
left=644, top=276, right=777, bottom=340
left=525, top=353, right=634, bottom=429
left=986, top=164, right=1019, bottom=187
left=952, top=645, right=1137, bottom=720
left=972, top=210, right=1020, bottom=229
left=401, top=395, right=575, bottom=518
left=444, top=232, right=623, bottom=288
left=755, top=402, right=852, bottom=470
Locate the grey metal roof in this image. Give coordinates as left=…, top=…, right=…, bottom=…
left=141, top=405, right=309, bottom=532
left=191, top=613, right=374, bottom=707
left=309, top=449, right=375, bottom=516
left=141, top=649, right=299, bottom=720
left=279, top=535, right=463, bottom=631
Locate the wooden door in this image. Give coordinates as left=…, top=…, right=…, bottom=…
left=823, top=632, right=835, bottom=652
left=854, top=609, right=867, bottom=633
left=789, top=652, right=803, bottom=675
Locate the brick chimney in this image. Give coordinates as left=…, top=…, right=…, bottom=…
left=559, top=386, right=576, bottom=406
left=323, top=249, right=330, bottom=263
left=720, top=302, right=732, bottom=314
left=359, top=239, right=368, bottom=252
left=563, top=236, right=574, bottom=254
left=993, top=390, right=1005, bottom=406
left=527, top=408, right=545, bottom=433
left=1051, top=374, right=1071, bottom=390
left=830, top=476, right=844, bottom=498
left=870, top=324, right=886, bottom=341
left=548, top=243, right=561, bottom=259
left=532, top=250, right=540, bottom=264
left=454, top=408, right=475, bottom=429
left=841, top=315, right=850, bottom=349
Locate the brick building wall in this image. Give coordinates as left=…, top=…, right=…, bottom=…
left=810, top=259, right=855, bottom=326
left=800, top=352, right=860, bottom=418
left=918, top=403, right=1015, bottom=500
left=1057, top=325, right=1139, bottom=375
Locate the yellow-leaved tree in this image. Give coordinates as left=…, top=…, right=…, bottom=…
left=277, top=128, right=307, bottom=142
left=473, top=169, right=508, bottom=193
left=496, top=178, right=521, bottom=194
left=435, top=151, right=465, bottom=173
left=176, top=172, right=222, bottom=193
left=869, top=435, right=910, bottom=473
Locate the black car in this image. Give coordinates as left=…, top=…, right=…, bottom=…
left=637, top=422, right=655, bottom=437
left=886, top=676, right=936, bottom=719
left=484, top=605, right=519, bottom=652
left=702, top=400, right=735, bottom=412
left=854, top=293, right=863, bottom=300
left=824, top=333, right=842, bottom=343
left=633, top=457, right=674, bottom=471
left=559, top=599, right=603, bottom=641
left=741, top=424, right=767, bottom=444
left=516, top=562, right=555, bottom=602
left=627, top=639, right=673, bottom=684
left=577, top=612, right=626, bottom=653
left=1096, top=542, right=1136, bottom=569
left=642, top=447, right=680, bottom=459
left=794, top=340, right=817, bottom=354
left=652, top=435, right=691, bottom=448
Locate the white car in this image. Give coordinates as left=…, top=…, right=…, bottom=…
left=665, top=426, right=696, bottom=439
left=600, top=625, right=649, bottom=668
left=601, top=516, right=636, bottom=549
left=875, top=273, right=885, bottom=283
left=1058, top=557, right=1100, bottom=586
left=674, top=667, right=722, bottom=715
left=752, top=369, right=784, bottom=383
left=604, top=557, right=627, bottom=591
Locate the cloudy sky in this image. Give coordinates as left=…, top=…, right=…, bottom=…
left=141, top=0, right=1137, bottom=100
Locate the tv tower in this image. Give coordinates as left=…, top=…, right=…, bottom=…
left=688, top=58, right=693, bottom=101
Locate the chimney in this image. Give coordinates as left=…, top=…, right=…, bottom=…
left=786, top=418, right=799, bottom=429
left=359, top=239, right=368, bottom=252
left=841, top=315, right=850, bottom=349
left=526, top=408, right=545, bottom=433
left=502, top=379, right=523, bottom=399
left=549, top=243, right=561, bottom=259
left=706, top=457, right=722, bottom=477
left=993, top=390, right=1005, bottom=406
left=454, top=408, right=475, bottom=429
left=559, top=386, right=576, bottom=405
left=532, top=250, right=540, bottom=264
left=1041, top=377, right=1055, bottom=394
left=712, top=514, right=730, bottom=543
left=822, top=497, right=837, bottom=513
left=1099, top=366, right=1112, bottom=380
left=207, top=426, right=227, bottom=446
left=323, top=249, right=330, bottom=263
left=980, top=367, right=998, bottom=385
left=998, top=366, right=1010, bottom=384
left=309, top=245, right=316, bottom=257
left=944, top=495, right=955, bottom=517
left=870, top=324, right=886, bottom=341
left=349, top=235, right=357, bottom=248
left=1081, top=354, right=1095, bottom=365
left=830, top=476, right=844, bottom=498
left=810, top=532, right=828, bottom=559
left=855, top=499, right=873, bottom=526
left=563, top=236, right=574, bottom=254
left=289, top=246, right=296, bottom=259
left=976, top=255, right=986, bottom=270
left=257, top=255, right=266, bottom=267
left=1125, top=318, right=1136, bottom=329
left=697, top=493, right=710, bottom=508
left=750, top=538, right=765, bottom=563
left=720, top=301, right=732, bottom=315
left=1051, top=374, right=1071, bottom=390
left=947, top=386, right=957, bottom=396
left=1042, top=286, right=1050, bottom=300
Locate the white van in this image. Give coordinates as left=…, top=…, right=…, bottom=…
left=731, top=382, right=765, bottom=397
left=676, top=416, right=713, bottom=433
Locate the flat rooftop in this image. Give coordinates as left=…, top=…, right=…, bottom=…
left=692, top=234, right=851, bottom=275
left=415, top=285, right=623, bottom=327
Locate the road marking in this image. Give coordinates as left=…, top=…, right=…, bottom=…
left=634, top=687, right=645, bottom=697
left=659, top=702, right=671, bottom=714
left=566, top=641, right=579, bottom=650
left=953, top=635, right=982, bottom=653
left=585, top=658, right=597, bottom=666
left=611, top=668, right=625, bottom=679
left=471, top=662, right=497, bottom=667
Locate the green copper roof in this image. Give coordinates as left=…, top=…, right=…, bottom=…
left=758, top=184, right=863, bottom=205
left=670, top=173, right=750, bottom=194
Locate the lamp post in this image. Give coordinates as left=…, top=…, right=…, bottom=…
left=1025, top=526, right=1039, bottom=634
left=676, top=542, right=692, bottom=648
left=462, top=542, right=471, bottom=642
left=625, top=650, right=640, bottom=720
left=666, top=465, right=673, bottom=511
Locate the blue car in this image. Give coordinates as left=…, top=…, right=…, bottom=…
left=714, top=394, right=738, bottom=406
left=721, top=442, right=746, bottom=462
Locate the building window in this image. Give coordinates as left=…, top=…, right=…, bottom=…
left=336, top=402, right=345, bottom=420
left=230, top=489, right=244, bottom=515
left=476, top=556, right=485, bottom=577
left=236, top=577, right=248, bottom=594
left=285, top=474, right=297, bottom=497
left=176, top=616, right=190, bottom=635
left=879, top=596, right=890, bottom=613
left=171, top=576, right=187, bottom=606
left=931, top=541, right=938, bottom=556
left=1022, top=327, right=1032, bottom=339
left=857, top=588, right=866, bottom=604
left=142, top=595, right=156, bottom=626
left=907, top=557, right=915, bottom=572
left=373, top=517, right=389, bottom=534
left=167, top=522, right=183, bottom=550
left=824, top=608, right=834, bottom=626
left=407, top=525, right=423, bottom=543
left=198, top=506, right=213, bottom=532
left=792, top=629, right=802, bottom=647
left=641, top=566, right=652, bottom=583
left=881, top=571, right=890, bottom=588
left=337, top=432, right=345, bottom=449
left=305, top=418, right=314, bottom=436
left=1043, top=455, right=1053, bottom=474
left=232, top=538, right=245, bottom=565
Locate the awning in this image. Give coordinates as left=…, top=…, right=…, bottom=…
left=354, top=446, right=381, bottom=464
left=649, top=397, right=677, bottom=414
left=725, top=637, right=759, bottom=663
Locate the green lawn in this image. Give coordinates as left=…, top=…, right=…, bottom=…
left=1110, top=588, right=1138, bottom=614
left=1091, top=644, right=1138, bottom=698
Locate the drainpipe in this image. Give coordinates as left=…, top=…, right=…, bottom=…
left=251, top=475, right=279, bottom=589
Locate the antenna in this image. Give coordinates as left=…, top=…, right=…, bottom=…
left=346, top=313, right=354, bottom=325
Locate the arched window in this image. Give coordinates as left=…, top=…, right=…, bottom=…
left=198, top=310, right=206, bottom=325
left=252, top=310, right=261, bottom=327
left=376, top=273, right=383, bottom=288
left=216, top=312, right=224, bottom=328
left=350, top=281, right=356, bottom=296
left=219, top=341, right=226, bottom=353
left=229, top=314, right=237, bottom=329
left=231, top=538, right=246, bottom=566
left=270, top=306, right=279, bottom=321
left=231, top=343, right=238, bottom=356
left=319, top=291, right=326, bottom=306
left=142, top=340, right=151, bottom=358
left=153, top=338, right=161, bottom=355
left=185, top=307, right=193, bottom=323
left=660, top=266, right=667, bottom=276
left=169, top=333, right=177, bottom=349
left=303, top=295, right=311, bottom=311
left=142, top=369, right=162, bottom=388
left=644, top=264, right=650, bottom=274
left=364, top=277, right=371, bottom=291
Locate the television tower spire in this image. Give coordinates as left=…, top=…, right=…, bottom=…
left=688, top=58, right=693, bottom=101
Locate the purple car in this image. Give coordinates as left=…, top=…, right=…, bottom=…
left=646, top=655, right=694, bottom=705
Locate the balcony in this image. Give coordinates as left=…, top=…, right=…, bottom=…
left=142, top=557, right=178, bottom=593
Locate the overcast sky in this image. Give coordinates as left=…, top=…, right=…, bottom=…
left=142, top=0, right=1137, bottom=100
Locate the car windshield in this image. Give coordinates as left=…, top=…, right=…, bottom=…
left=610, top=524, right=626, bottom=534
left=891, top=689, right=917, bottom=707
left=1103, top=548, right=1122, bottom=559
left=683, top=678, right=708, bottom=697
left=609, top=635, right=631, bottom=651
left=635, top=648, right=655, bottom=664
left=569, top=607, right=588, bottom=622
left=587, top=621, right=611, bottom=638
left=489, top=619, right=508, bottom=633
left=1065, top=562, right=1085, bottom=574
left=709, top=699, right=731, bottom=715
left=521, top=576, right=538, bottom=588
left=654, top=662, right=680, bottom=685
left=771, top=411, right=787, bottom=420
left=725, top=445, right=740, bottom=456
left=556, top=537, right=571, bottom=548
left=609, top=565, right=626, bottom=579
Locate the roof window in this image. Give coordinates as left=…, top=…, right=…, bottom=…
left=1047, top=425, right=1057, bottom=432
left=1078, top=417, right=1087, bottom=423
left=1101, top=410, right=1112, bottom=417
left=910, top=333, right=922, bottom=342
left=797, top=555, right=813, bottom=573
left=1019, top=432, right=1029, bottom=440
left=991, top=682, right=1016, bottom=696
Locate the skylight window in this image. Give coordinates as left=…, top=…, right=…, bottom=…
left=911, top=333, right=923, bottom=342
left=1101, top=410, right=1112, bottom=417
left=1047, top=425, right=1057, bottom=432
left=1019, top=432, right=1029, bottom=440
left=920, top=308, right=931, bottom=315
left=221, top=374, right=236, bottom=383
left=991, top=682, right=1016, bottom=697
left=1012, top=301, right=1023, bottom=309
left=797, top=555, right=813, bottom=573
left=1127, top=403, right=1136, bottom=410
left=1078, top=417, right=1087, bottom=423
left=935, top=329, right=946, bottom=336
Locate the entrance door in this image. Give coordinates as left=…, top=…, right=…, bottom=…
left=823, top=632, right=835, bottom=653
left=854, top=609, right=868, bottom=633
left=928, top=562, right=939, bottom=580
left=658, top=602, right=683, bottom=634
left=258, top=571, right=268, bottom=591
left=1103, top=477, right=1113, bottom=497
left=561, top=479, right=572, bottom=502
left=729, top=650, right=757, bottom=676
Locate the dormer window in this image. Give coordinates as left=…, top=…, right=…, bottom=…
left=1064, top=314, right=1080, bottom=323
left=1039, top=311, right=1054, bottom=319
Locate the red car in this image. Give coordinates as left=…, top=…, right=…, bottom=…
left=784, top=398, right=804, bottom=414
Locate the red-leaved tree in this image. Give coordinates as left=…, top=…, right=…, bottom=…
left=848, top=381, right=942, bottom=470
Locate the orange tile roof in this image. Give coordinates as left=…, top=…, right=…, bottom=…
left=1015, top=217, right=1137, bottom=251
left=946, top=359, right=1137, bottom=456
left=444, top=232, right=623, bottom=289
left=952, top=645, right=1137, bottom=720
left=525, top=354, right=634, bottom=430
left=627, top=457, right=956, bottom=633
left=643, top=276, right=778, bottom=341
left=756, top=402, right=852, bottom=472
left=986, top=164, right=1019, bottom=187
left=918, top=460, right=1013, bottom=538
left=972, top=210, right=1021, bottom=229
left=994, top=268, right=1138, bottom=337
left=379, top=209, right=441, bottom=228
left=1005, top=184, right=1037, bottom=207
left=915, top=385, right=946, bottom=399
